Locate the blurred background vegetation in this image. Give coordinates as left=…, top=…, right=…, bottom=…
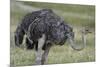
left=10, top=0, right=95, bottom=66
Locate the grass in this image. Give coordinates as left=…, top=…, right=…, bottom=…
left=10, top=29, right=95, bottom=66
left=10, top=1, right=95, bottom=66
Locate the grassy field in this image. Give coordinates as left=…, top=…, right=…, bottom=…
left=10, top=1, right=95, bottom=66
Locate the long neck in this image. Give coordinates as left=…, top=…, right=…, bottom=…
left=82, top=32, right=86, bottom=49
left=68, top=32, right=87, bottom=51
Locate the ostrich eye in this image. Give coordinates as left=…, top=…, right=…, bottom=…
left=86, top=29, right=89, bottom=31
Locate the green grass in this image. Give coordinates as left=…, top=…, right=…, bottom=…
left=10, top=1, right=95, bottom=66
left=10, top=29, right=95, bottom=66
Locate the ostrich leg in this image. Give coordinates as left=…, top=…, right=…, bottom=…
left=35, top=34, right=46, bottom=65
left=41, top=43, right=52, bottom=64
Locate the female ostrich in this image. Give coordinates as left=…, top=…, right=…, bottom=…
left=14, top=9, right=91, bottom=65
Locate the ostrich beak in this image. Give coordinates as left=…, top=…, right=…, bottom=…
left=85, top=29, right=92, bottom=33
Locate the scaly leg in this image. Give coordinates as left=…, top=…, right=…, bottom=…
left=35, top=34, right=46, bottom=65
left=41, top=43, right=52, bottom=65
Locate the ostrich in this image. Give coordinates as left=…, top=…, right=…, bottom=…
left=14, top=9, right=91, bottom=65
